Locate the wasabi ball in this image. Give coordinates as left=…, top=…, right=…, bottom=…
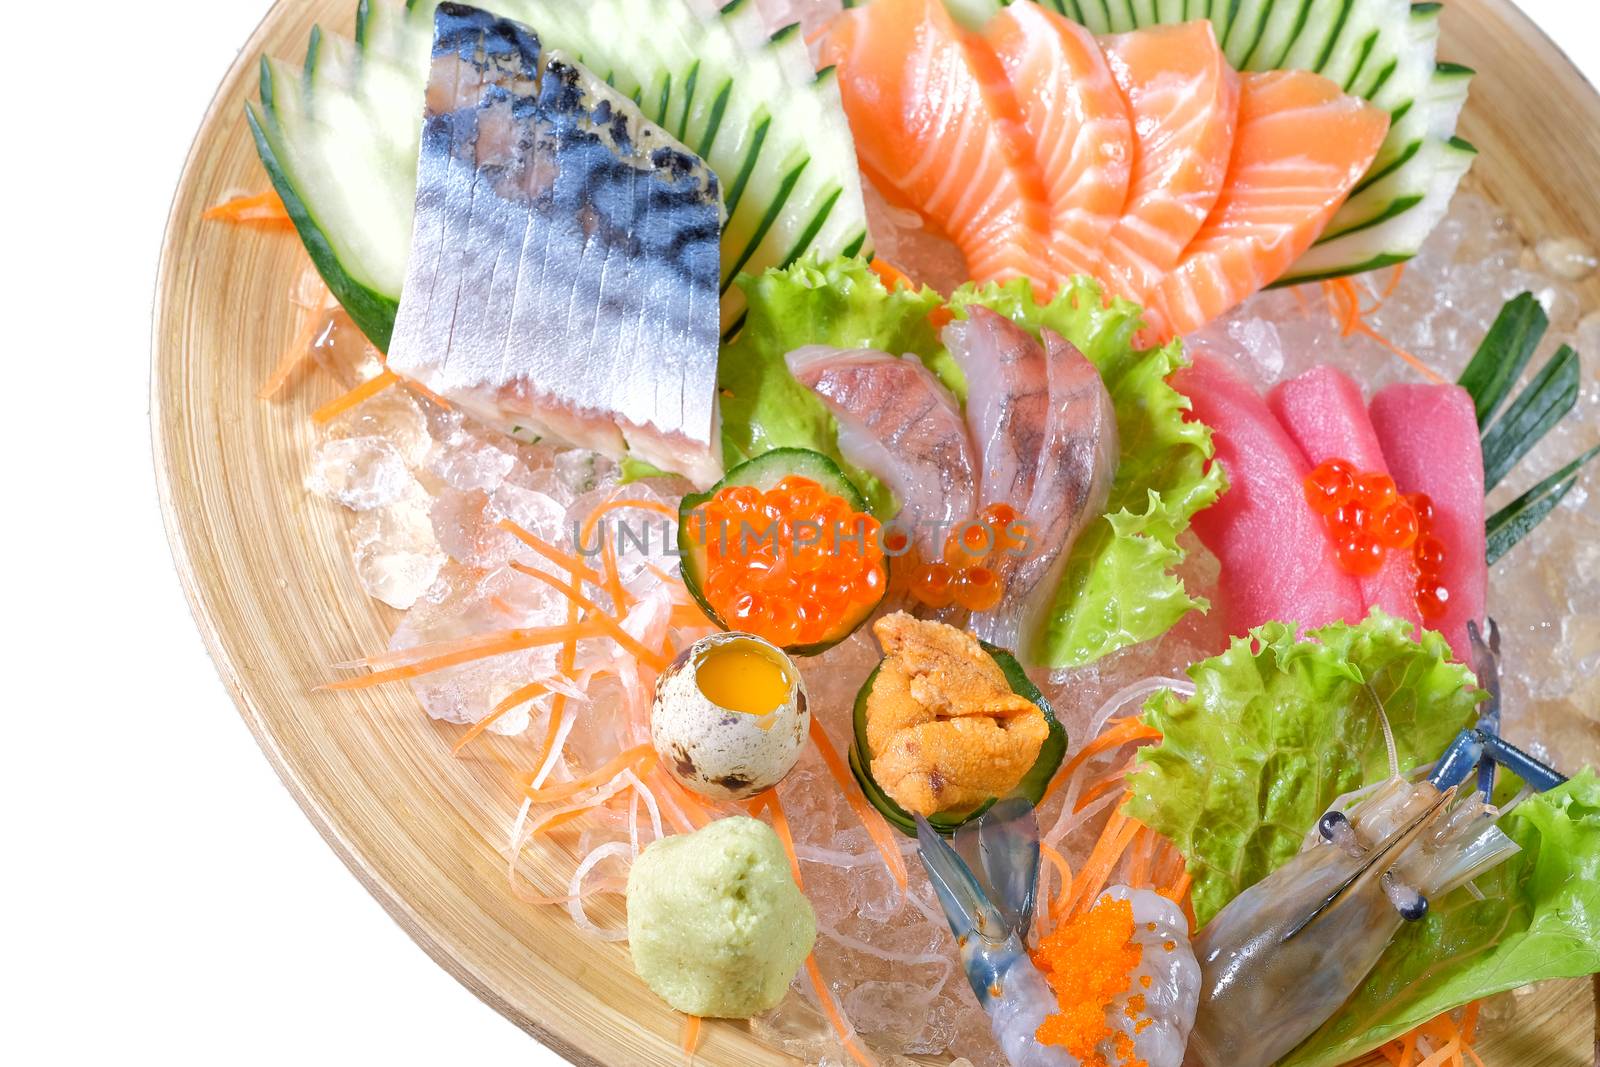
left=626, top=815, right=816, bottom=1017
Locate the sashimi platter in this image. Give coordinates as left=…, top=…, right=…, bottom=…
left=157, top=0, right=1600, bottom=1064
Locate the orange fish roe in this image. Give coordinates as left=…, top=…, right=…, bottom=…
left=688, top=476, right=887, bottom=647
left=1033, top=895, right=1147, bottom=1067
left=907, top=503, right=1027, bottom=612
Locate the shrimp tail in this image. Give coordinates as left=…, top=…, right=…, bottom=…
left=958, top=796, right=1042, bottom=938
left=917, top=814, right=1011, bottom=951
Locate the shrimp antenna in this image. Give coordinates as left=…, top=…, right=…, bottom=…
left=1366, top=682, right=1400, bottom=782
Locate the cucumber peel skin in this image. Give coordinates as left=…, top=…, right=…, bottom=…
left=850, top=643, right=1068, bottom=837
left=675, top=449, right=888, bottom=657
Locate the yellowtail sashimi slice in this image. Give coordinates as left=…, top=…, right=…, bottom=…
left=1097, top=20, right=1238, bottom=309
left=985, top=0, right=1134, bottom=283
left=386, top=5, right=723, bottom=487
left=822, top=0, right=1050, bottom=285
left=1142, top=70, right=1389, bottom=341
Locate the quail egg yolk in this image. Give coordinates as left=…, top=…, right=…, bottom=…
left=695, top=642, right=791, bottom=716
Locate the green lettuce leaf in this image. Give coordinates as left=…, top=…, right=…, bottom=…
left=1282, top=769, right=1600, bottom=1067
left=718, top=257, right=944, bottom=514
left=1124, top=612, right=1482, bottom=927
left=945, top=277, right=1226, bottom=667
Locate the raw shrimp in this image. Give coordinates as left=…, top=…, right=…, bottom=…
left=1187, top=622, right=1569, bottom=1067
left=916, top=798, right=1198, bottom=1067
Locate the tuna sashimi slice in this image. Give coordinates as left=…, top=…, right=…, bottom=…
left=821, top=0, right=1049, bottom=284
left=387, top=7, right=723, bottom=486
left=1174, top=354, right=1364, bottom=635
left=1143, top=71, right=1389, bottom=341
left=785, top=346, right=977, bottom=538
left=1369, top=384, right=1487, bottom=661
left=970, top=330, right=1118, bottom=660
left=1097, top=20, right=1238, bottom=308
left=985, top=0, right=1134, bottom=282
left=1268, top=366, right=1423, bottom=632
left=943, top=307, right=1051, bottom=512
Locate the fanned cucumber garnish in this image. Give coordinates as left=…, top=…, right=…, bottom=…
left=247, top=0, right=871, bottom=349
left=1032, top=0, right=1475, bottom=286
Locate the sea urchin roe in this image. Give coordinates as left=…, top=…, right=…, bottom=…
left=688, top=475, right=887, bottom=647
left=1033, top=895, right=1147, bottom=1067
left=864, top=613, right=1046, bottom=816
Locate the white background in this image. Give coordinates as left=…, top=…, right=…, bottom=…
left=2, top=2, right=1594, bottom=1065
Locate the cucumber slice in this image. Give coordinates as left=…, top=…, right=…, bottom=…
left=849, top=642, right=1067, bottom=837
left=676, top=449, right=888, bottom=657
left=1048, top=0, right=1473, bottom=284
left=248, top=0, right=869, bottom=350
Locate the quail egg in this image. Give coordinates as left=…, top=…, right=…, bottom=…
left=651, top=633, right=809, bottom=801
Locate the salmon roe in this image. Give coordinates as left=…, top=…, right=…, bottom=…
left=1033, top=895, right=1147, bottom=1067
left=688, top=476, right=886, bottom=646
left=1303, top=460, right=1448, bottom=620
left=907, top=503, right=1022, bottom=612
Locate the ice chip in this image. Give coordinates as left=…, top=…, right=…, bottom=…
left=307, top=436, right=417, bottom=511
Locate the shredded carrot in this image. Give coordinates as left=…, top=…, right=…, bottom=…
left=600, top=534, right=632, bottom=614
left=498, top=519, right=606, bottom=586
left=323, top=623, right=603, bottom=690
left=680, top=1015, right=703, bottom=1064
left=1074, top=754, right=1138, bottom=813
left=523, top=744, right=656, bottom=804
left=203, top=189, right=294, bottom=228
left=1320, top=275, right=1446, bottom=384
left=1125, top=824, right=1158, bottom=889
left=259, top=306, right=325, bottom=400
left=753, top=791, right=875, bottom=1067
left=398, top=375, right=453, bottom=410
left=670, top=602, right=714, bottom=629
left=807, top=719, right=909, bottom=891
left=453, top=682, right=547, bottom=754
left=311, top=369, right=398, bottom=424
left=1162, top=866, right=1193, bottom=906
left=868, top=258, right=914, bottom=291
left=805, top=955, right=876, bottom=1067
left=928, top=305, right=955, bottom=330
left=525, top=802, right=610, bottom=837
left=1048, top=717, right=1162, bottom=802
left=342, top=622, right=596, bottom=671
left=507, top=561, right=668, bottom=670
left=1039, top=842, right=1074, bottom=919
left=1066, top=809, right=1142, bottom=917
left=1376, top=1004, right=1484, bottom=1067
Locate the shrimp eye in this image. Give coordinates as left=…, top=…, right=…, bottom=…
left=1398, top=894, right=1429, bottom=922
left=1317, top=810, right=1350, bottom=842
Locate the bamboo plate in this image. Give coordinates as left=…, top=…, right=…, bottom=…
left=153, top=1, right=1600, bottom=1064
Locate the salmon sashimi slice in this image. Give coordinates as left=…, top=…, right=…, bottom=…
left=1369, top=384, right=1487, bottom=661
left=785, top=346, right=978, bottom=540
left=985, top=0, right=1134, bottom=282
left=943, top=307, right=1051, bottom=512
left=970, top=329, right=1118, bottom=660
left=1097, top=20, right=1238, bottom=308
left=821, top=0, right=1050, bottom=284
left=1143, top=70, right=1389, bottom=340
left=1268, top=366, right=1423, bottom=632
left=1174, top=353, right=1365, bottom=636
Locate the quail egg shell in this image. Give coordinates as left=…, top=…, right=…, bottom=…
left=651, top=632, right=809, bottom=801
